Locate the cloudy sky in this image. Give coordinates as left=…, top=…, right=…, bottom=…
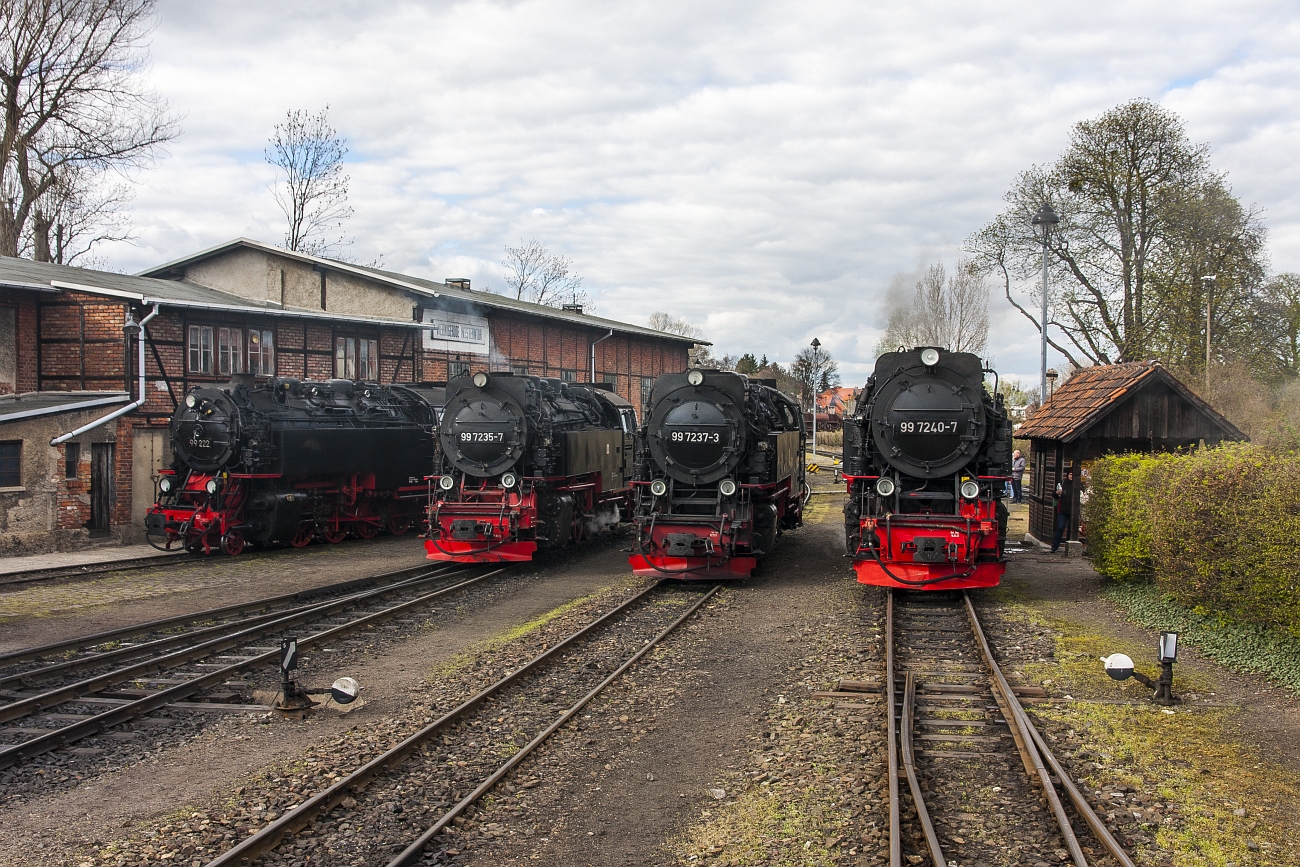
left=103, top=0, right=1300, bottom=386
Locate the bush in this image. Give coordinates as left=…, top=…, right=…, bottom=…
left=1087, top=444, right=1300, bottom=638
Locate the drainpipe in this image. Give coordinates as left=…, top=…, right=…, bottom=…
left=590, top=329, right=613, bottom=384
left=51, top=303, right=162, bottom=445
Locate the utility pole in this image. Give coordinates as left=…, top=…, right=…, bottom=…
left=1032, top=204, right=1060, bottom=406
left=1202, top=275, right=1216, bottom=393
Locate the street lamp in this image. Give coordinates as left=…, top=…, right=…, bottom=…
left=1202, top=275, right=1217, bottom=392
left=1031, top=203, right=1060, bottom=407
left=809, top=338, right=820, bottom=455
left=1046, top=368, right=1058, bottom=403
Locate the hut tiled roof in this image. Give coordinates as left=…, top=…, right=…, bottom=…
left=1015, top=361, right=1243, bottom=442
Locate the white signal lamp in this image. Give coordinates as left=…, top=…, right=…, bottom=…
left=438, top=474, right=455, bottom=491
left=650, top=479, right=668, bottom=497
left=960, top=480, right=980, bottom=499
left=687, top=369, right=704, bottom=386
left=159, top=477, right=172, bottom=493
left=1102, top=653, right=1135, bottom=681
left=875, top=477, right=895, bottom=497
left=205, top=479, right=219, bottom=494
left=718, top=478, right=737, bottom=497
left=330, top=676, right=360, bottom=704
left=921, top=348, right=940, bottom=367
left=472, top=372, right=489, bottom=387
left=185, top=393, right=197, bottom=408
left=500, top=472, right=518, bottom=489
left=1159, top=631, right=1178, bottom=663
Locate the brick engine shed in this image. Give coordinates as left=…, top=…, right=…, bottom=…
left=0, top=240, right=698, bottom=553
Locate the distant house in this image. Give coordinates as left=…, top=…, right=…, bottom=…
left=1015, top=361, right=1245, bottom=548
left=0, top=240, right=699, bottom=553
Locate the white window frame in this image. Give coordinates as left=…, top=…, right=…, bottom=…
left=248, top=329, right=275, bottom=376
left=188, top=325, right=214, bottom=374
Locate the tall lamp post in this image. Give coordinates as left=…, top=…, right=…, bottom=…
left=1202, top=275, right=1216, bottom=393
left=809, top=338, right=820, bottom=455
left=1032, top=203, right=1060, bottom=407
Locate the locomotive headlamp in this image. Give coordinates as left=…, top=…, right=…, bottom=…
left=921, top=348, right=940, bottom=367
left=875, top=477, right=895, bottom=497
left=500, top=472, right=518, bottom=490
left=205, top=479, right=219, bottom=494
left=185, top=393, right=197, bottom=408
left=960, top=480, right=980, bottom=499
left=718, top=478, right=737, bottom=497
left=473, top=372, right=489, bottom=388
left=650, top=478, right=668, bottom=497
left=438, top=474, right=455, bottom=491
left=159, top=477, right=173, bottom=493
left=687, top=370, right=704, bottom=386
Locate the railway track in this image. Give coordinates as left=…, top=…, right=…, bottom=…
left=883, top=590, right=1136, bottom=867
left=198, top=579, right=720, bottom=867
left=0, top=563, right=504, bottom=769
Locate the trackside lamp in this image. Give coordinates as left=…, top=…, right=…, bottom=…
left=1100, top=630, right=1179, bottom=706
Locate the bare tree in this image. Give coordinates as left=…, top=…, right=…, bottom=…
left=647, top=311, right=703, bottom=339
left=502, top=239, right=587, bottom=308
left=29, top=165, right=134, bottom=264
left=266, top=107, right=353, bottom=256
left=0, top=0, right=176, bottom=260
left=877, top=260, right=989, bottom=355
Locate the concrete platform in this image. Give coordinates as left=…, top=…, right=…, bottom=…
left=0, top=543, right=180, bottom=580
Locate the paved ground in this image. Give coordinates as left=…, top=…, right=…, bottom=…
left=0, top=543, right=180, bottom=577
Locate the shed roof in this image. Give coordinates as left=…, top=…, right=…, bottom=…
left=0, top=391, right=129, bottom=423
left=139, top=238, right=706, bottom=346
left=1015, top=360, right=1244, bottom=442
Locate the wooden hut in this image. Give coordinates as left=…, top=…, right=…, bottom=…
left=1016, top=361, right=1245, bottom=549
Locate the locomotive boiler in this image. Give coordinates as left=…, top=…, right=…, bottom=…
left=629, top=369, right=806, bottom=578
left=843, top=347, right=1012, bottom=589
left=145, top=376, right=444, bottom=555
left=424, top=372, right=638, bottom=563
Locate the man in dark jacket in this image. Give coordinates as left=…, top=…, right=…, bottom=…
left=1050, top=471, right=1073, bottom=553
left=1011, top=450, right=1026, bottom=503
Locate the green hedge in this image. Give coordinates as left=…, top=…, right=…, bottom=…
left=1086, top=444, right=1300, bottom=638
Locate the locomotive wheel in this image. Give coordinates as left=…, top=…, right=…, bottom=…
left=387, top=515, right=411, bottom=536
left=290, top=525, right=314, bottom=548
left=220, top=530, right=246, bottom=556
left=321, top=525, right=348, bottom=544
left=354, top=519, right=380, bottom=540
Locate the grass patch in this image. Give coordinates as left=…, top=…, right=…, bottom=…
left=995, top=599, right=1300, bottom=866
left=1105, top=582, right=1300, bottom=695
left=675, top=778, right=852, bottom=866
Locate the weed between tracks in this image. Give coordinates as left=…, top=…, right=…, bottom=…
left=986, top=585, right=1300, bottom=867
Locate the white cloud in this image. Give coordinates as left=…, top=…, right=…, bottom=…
left=92, top=0, right=1300, bottom=385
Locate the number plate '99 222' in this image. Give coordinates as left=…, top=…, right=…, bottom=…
left=898, top=421, right=958, bottom=434
left=670, top=430, right=721, bottom=443
left=459, top=432, right=505, bottom=442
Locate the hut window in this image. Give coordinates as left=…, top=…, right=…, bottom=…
left=0, top=441, right=20, bottom=487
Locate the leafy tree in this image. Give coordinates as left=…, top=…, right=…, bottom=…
left=502, top=239, right=587, bottom=308
left=790, top=343, right=839, bottom=408
left=0, top=0, right=176, bottom=260
left=968, top=99, right=1268, bottom=371
left=266, top=107, right=353, bottom=256
left=877, top=260, right=989, bottom=355
left=1262, top=274, right=1300, bottom=377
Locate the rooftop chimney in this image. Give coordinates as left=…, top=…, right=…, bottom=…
left=562, top=303, right=584, bottom=315
left=446, top=278, right=471, bottom=292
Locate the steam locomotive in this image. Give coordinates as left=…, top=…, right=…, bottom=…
left=629, top=369, right=806, bottom=578
left=843, top=347, right=1012, bottom=589
left=424, top=371, right=638, bottom=563
left=145, top=376, right=444, bottom=556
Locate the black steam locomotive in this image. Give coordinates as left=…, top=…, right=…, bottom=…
left=630, top=369, right=806, bottom=578
left=145, top=375, right=444, bottom=555
left=425, top=371, right=638, bottom=563
left=843, top=347, right=1012, bottom=589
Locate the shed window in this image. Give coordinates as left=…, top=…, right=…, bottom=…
left=188, top=326, right=214, bottom=374
left=601, top=372, right=618, bottom=392
left=248, top=329, right=275, bottom=375
left=335, top=337, right=378, bottom=380
left=65, top=442, right=80, bottom=480
left=449, top=361, right=470, bottom=378
left=1034, top=450, right=1046, bottom=498
left=218, top=327, right=243, bottom=375
left=560, top=369, right=577, bottom=383
left=511, top=365, right=529, bottom=376
left=0, top=441, right=20, bottom=487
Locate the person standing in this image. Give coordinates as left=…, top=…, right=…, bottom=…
left=1011, top=449, right=1026, bottom=504
left=1051, top=471, right=1073, bottom=553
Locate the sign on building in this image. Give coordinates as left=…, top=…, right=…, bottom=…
left=422, top=309, right=490, bottom=355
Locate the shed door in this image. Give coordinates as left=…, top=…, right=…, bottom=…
left=90, top=443, right=115, bottom=535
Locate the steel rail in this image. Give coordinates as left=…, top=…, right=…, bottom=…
left=0, top=566, right=471, bottom=724
left=963, top=593, right=1088, bottom=867
left=0, top=568, right=503, bottom=770
left=0, top=561, right=446, bottom=667
left=885, top=590, right=901, bottom=867
left=387, top=583, right=722, bottom=866
left=203, top=580, right=691, bottom=867
left=0, top=565, right=459, bottom=688
left=900, top=671, right=947, bottom=867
